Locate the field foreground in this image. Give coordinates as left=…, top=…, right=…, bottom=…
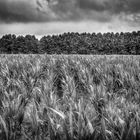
left=0, top=55, right=140, bottom=140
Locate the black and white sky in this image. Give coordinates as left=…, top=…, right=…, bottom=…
left=0, top=0, right=140, bottom=38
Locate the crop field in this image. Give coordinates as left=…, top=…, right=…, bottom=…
left=0, top=55, right=140, bottom=140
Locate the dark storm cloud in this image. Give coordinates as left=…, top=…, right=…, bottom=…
left=76, top=0, right=140, bottom=13
left=49, top=0, right=112, bottom=22
left=0, top=0, right=140, bottom=23
left=108, top=0, right=140, bottom=14
left=125, top=0, right=140, bottom=13
left=49, top=0, right=140, bottom=22
left=77, top=0, right=109, bottom=12
left=0, top=0, right=41, bottom=22
left=0, top=0, right=55, bottom=23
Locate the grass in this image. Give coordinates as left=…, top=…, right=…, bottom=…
left=0, top=54, right=140, bottom=140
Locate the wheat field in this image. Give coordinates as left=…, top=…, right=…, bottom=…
left=0, top=55, right=140, bottom=140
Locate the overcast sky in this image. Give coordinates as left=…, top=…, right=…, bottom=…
left=0, top=0, right=140, bottom=39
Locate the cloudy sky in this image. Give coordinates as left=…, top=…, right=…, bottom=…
left=0, top=0, right=140, bottom=39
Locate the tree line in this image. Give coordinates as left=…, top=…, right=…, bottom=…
left=0, top=31, right=140, bottom=54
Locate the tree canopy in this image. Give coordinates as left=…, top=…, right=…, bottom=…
left=0, top=31, right=140, bottom=54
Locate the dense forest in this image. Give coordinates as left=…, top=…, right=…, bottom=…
left=0, top=31, right=140, bottom=54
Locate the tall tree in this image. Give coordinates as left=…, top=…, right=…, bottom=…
left=0, top=34, right=16, bottom=53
